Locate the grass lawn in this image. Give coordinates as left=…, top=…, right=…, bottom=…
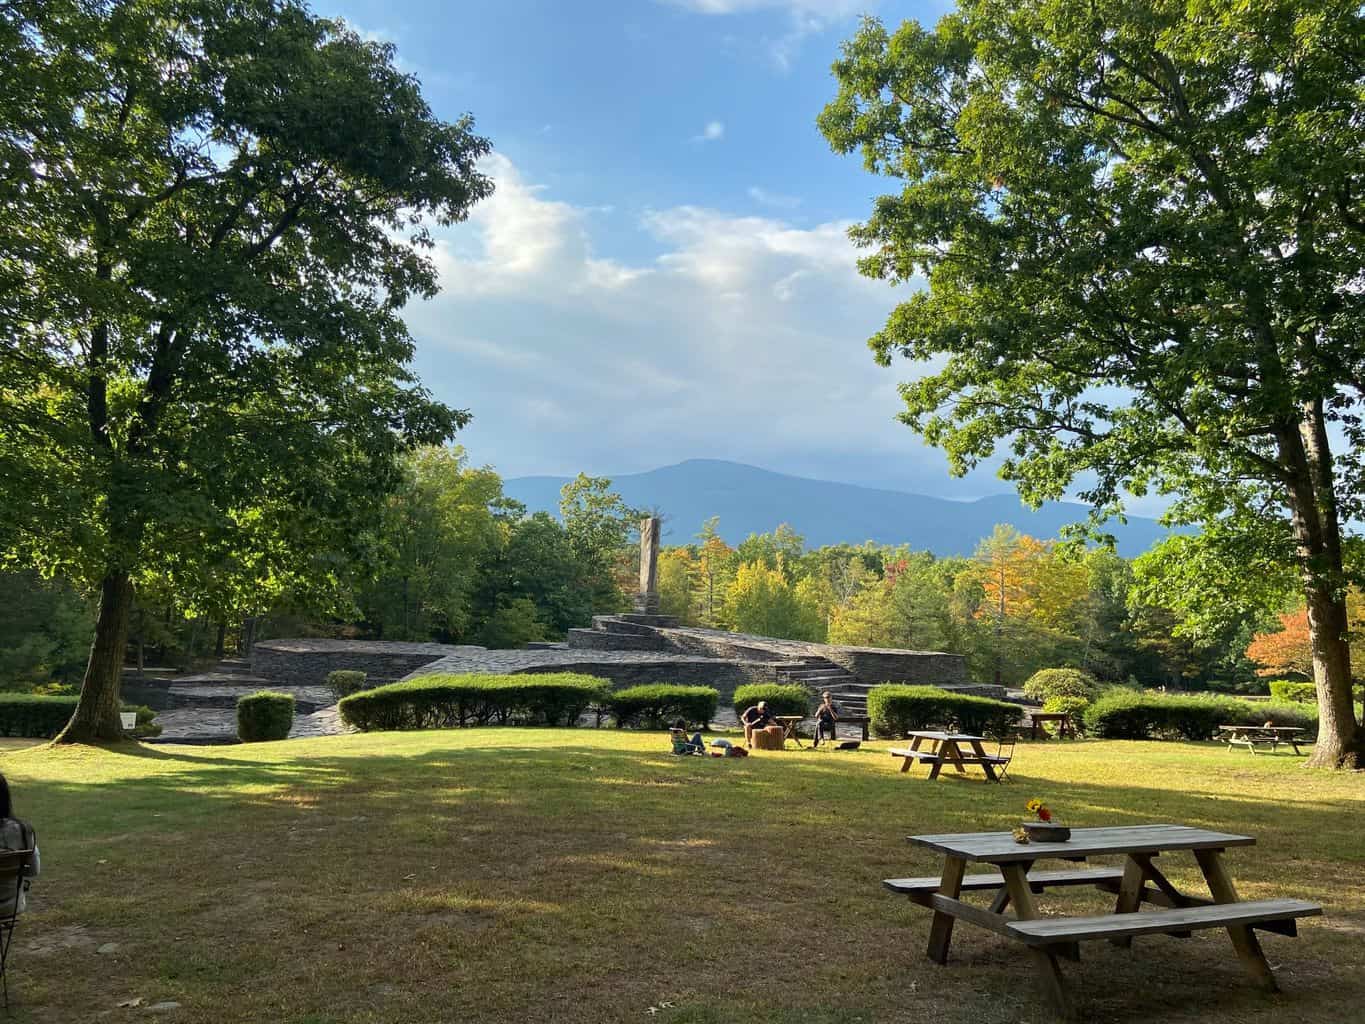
left=3, top=730, right=1362, bottom=1024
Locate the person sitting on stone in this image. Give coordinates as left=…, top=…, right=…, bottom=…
left=669, top=719, right=705, bottom=755
left=740, top=701, right=777, bottom=747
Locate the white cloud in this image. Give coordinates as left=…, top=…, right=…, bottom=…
left=666, top=0, right=875, bottom=70
left=693, top=120, right=726, bottom=143
left=748, top=185, right=802, bottom=209
left=403, top=155, right=938, bottom=486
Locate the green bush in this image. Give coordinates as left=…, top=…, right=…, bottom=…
left=1084, top=691, right=1246, bottom=741
left=609, top=684, right=719, bottom=729
left=732, top=684, right=810, bottom=719
left=339, top=673, right=611, bottom=732
left=0, top=693, right=79, bottom=737
left=1267, top=680, right=1316, bottom=703
left=326, top=670, right=369, bottom=700
left=236, top=691, right=296, bottom=742
left=867, top=685, right=1022, bottom=740
left=125, top=704, right=163, bottom=739
left=1041, top=695, right=1090, bottom=735
left=1022, top=668, right=1098, bottom=702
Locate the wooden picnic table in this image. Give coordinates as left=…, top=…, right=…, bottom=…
left=889, top=731, right=1006, bottom=782
left=775, top=715, right=805, bottom=748
left=1217, top=724, right=1305, bottom=755
left=891, top=824, right=1321, bottom=1020
left=1027, top=711, right=1075, bottom=740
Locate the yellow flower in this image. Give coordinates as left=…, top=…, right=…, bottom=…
left=1026, top=798, right=1043, bottom=813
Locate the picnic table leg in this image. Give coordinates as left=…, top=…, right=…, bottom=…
left=1193, top=849, right=1279, bottom=993
left=1109, top=855, right=1147, bottom=948
left=944, top=741, right=968, bottom=774
left=926, top=856, right=966, bottom=964
left=967, top=739, right=998, bottom=782
left=1001, top=863, right=1077, bottom=1019
left=860, top=720, right=869, bottom=741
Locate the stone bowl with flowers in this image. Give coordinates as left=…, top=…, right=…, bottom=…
left=1019, top=799, right=1070, bottom=843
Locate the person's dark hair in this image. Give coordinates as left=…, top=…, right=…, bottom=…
left=0, top=773, right=11, bottom=819
left=670, top=718, right=687, bottom=732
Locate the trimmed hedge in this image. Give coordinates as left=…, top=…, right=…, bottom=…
left=1022, top=668, right=1098, bottom=702
left=732, top=684, right=810, bottom=719
left=1082, top=691, right=1319, bottom=741
left=609, top=684, right=719, bottom=729
left=237, top=691, right=296, bottom=742
left=867, top=685, right=1022, bottom=740
left=0, top=693, right=79, bottom=738
left=0, top=695, right=161, bottom=739
left=326, top=670, right=370, bottom=700
left=1267, top=680, right=1316, bottom=703
left=339, top=673, right=611, bottom=732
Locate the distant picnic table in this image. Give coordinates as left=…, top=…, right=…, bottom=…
left=886, top=823, right=1321, bottom=1020
left=889, top=731, right=1006, bottom=782
left=1027, top=711, right=1075, bottom=740
left=1217, top=725, right=1305, bottom=755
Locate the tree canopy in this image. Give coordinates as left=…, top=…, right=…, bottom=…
left=820, top=0, right=1365, bottom=765
left=0, top=0, right=493, bottom=740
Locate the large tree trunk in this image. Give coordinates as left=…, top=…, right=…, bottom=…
left=1279, top=411, right=1364, bottom=768
left=55, top=572, right=134, bottom=744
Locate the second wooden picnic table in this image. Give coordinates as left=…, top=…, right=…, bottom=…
left=889, top=730, right=1005, bottom=781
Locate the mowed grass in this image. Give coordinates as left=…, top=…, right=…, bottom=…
left=2, top=730, right=1362, bottom=1024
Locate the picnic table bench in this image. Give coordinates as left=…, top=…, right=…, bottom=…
left=890, top=824, right=1322, bottom=1020
left=889, top=731, right=1008, bottom=781
left=1217, top=724, right=1305, bottom=755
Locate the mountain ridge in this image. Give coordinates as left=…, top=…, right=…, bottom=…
left=503, top=458, right=1170, bottom=557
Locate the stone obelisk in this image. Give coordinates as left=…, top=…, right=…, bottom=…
left=635, top=516, right=661, bottom=615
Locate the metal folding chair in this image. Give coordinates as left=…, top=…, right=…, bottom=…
left=0, top=849, right=32, bottom=1011
left=993, top=735, right=1018, bottom=783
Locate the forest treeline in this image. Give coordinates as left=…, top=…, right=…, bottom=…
left=3, top=445, right=1335, bottom=692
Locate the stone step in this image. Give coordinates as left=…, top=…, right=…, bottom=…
left=591, top=616, right=660, bottom=637
left=162, top=682, right=334, bottom=712
left=565, top=628, right=663, bottom=652
left=615, top=613, right=680, bottom=627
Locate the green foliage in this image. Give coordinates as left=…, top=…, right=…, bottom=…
left=1, top=0, right=492, bottom=739
left=608, top=685, right=720, bottom=730
left=559, top=475, right=637, bottom=611
left=0, top=571, right=93, bottom=688
left=326, top=671, right=369, bottom=701
left=1268, top=680, right=1317, bottom=704
left=1022, top=669, right=1098, bottom=702
left=338, top=673, right=611, bottom=731
left=1041, top=695, right=1091, bottom=736
left=236, top=692, right=296, bottom=743
left=476, top=597, right=549, bottom=649
left=732, top=684, right=811, bottom=719
left=1084, top=691, right=1244, bottom=741
left=0, top=694, right=80, bottom=737
left=867, top=685, right=1021, bottom=740
left=820, top=1, right=1365, bottom=763
left=723, top=561, right=824, bottom=641
left=125, top=704, right=162, bottom=739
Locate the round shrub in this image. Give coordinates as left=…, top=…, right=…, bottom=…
left=326, top=669, right=369, bottom=700
left=867, top=685, right=1022, bottom=739
left=1022, top=668, right=1098, bottom=702
left=237, top=691, right=296, bottom=742
left=732, top=684, right=810, bottom=719
left=609, top=684, right=719, bottom=729
left=339, top=673, right=611, bottom=731
left=1040, top=695, right=1090, bottom=735
left=125, top=704, right=163, bottom=739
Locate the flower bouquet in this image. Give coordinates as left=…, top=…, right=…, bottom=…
left=1017, top=799, right=1071, bottom=843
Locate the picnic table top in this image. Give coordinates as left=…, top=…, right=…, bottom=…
left=903, top=730, right=984, bottom=742
left=1217, top=724, right=1304, bottom=733
left=907, top=823, right=1255, bottom=863
left=1028, top=711, right=1072, bottom=720
left=775, top=714, right=804, bottom=721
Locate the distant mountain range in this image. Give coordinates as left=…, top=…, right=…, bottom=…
left=503, top=459, right=1171, bottom=558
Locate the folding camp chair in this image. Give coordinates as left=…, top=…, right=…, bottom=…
left=992, top=734, right=1018, bottom=783
left=0, top=849, right=33, bottom=1011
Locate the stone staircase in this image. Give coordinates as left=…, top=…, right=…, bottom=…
left=774, top=658, right=868, bottom=715
left=565, top=615, right=678, bottom=651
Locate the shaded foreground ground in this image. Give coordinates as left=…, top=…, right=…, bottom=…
left=3, top=731, right=1362, bottom=1023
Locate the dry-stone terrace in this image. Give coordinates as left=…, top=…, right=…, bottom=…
left=143, top=618, right=1004, bottom=744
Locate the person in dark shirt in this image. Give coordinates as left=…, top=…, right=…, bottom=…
left=740, top=701, right=776, bottom=747
left=812, top=691, right=840, bottom=748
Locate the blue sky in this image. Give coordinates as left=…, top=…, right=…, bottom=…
left=320, top=0, right=1024, bottom=499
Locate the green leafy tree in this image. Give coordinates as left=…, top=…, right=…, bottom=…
left=0, top=571, right=93, bottom=689
left=1, top=1, right=492, bottom=741
left=821, top=1, right=1365, bottom=765
left=723, top=561, right=824, bottom=641
left=472, top=512, right=593, bottom=641
left=361, top=446, right=503, bottom=640
left=558, top=475, right=638, bottom=612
